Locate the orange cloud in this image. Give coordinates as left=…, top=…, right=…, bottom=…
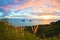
left=0, top=0, right=60, bottom=12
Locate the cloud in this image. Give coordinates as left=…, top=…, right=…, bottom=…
left=0, top=12, right=2, bottom=16
left=0, top=12, right=6, bottom=17
left=0, top=0, right=60, bottom=16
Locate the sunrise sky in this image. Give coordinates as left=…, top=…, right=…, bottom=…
left=0, top=0, right=60, bottom=25
left=0, top=0, right=60, bottom=11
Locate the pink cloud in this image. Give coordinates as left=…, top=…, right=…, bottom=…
left=0, top=0, right=60, bottom=12
left=14, top=0, right=18, bottom=3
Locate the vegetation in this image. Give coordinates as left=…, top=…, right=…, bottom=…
left=0, top=19, right=39, bottom=40
left=0, top=19, right=60, bottom=40
left=44, top=20, right=60, bottom=37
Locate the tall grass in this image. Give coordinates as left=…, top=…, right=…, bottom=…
left=0, top=20, right=60, bottom=40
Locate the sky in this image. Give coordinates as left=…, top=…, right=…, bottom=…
left=0, top=0, right=60, bottom=25
left=0, top=0, right=60, bottom=16
left=0, top=0, right=60, bottom=17
left=0, top=0, right=60, bottom=11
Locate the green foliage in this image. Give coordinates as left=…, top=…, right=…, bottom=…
left=0, top=19, right=60, bottom=40
left=44, top=20, right=60, bottom=37
left=0, top=19, right=40, bottom=40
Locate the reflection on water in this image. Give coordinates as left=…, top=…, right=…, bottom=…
left=8, top=19, right=41, bottom=26
left=8, top=19, right=59, bottom=26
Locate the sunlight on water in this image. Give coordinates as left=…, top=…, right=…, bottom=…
left=8, top=19, right=58, bottom=26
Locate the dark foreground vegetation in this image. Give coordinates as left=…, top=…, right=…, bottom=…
left=0, top=19, right=60, bottom=40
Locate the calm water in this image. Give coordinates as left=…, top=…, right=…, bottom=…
left=8, top=19, right=42, bottom=26
left=7, top=19, right=58, bottom=27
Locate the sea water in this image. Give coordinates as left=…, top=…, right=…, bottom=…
left=7, top=18, right=58, bottom=27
